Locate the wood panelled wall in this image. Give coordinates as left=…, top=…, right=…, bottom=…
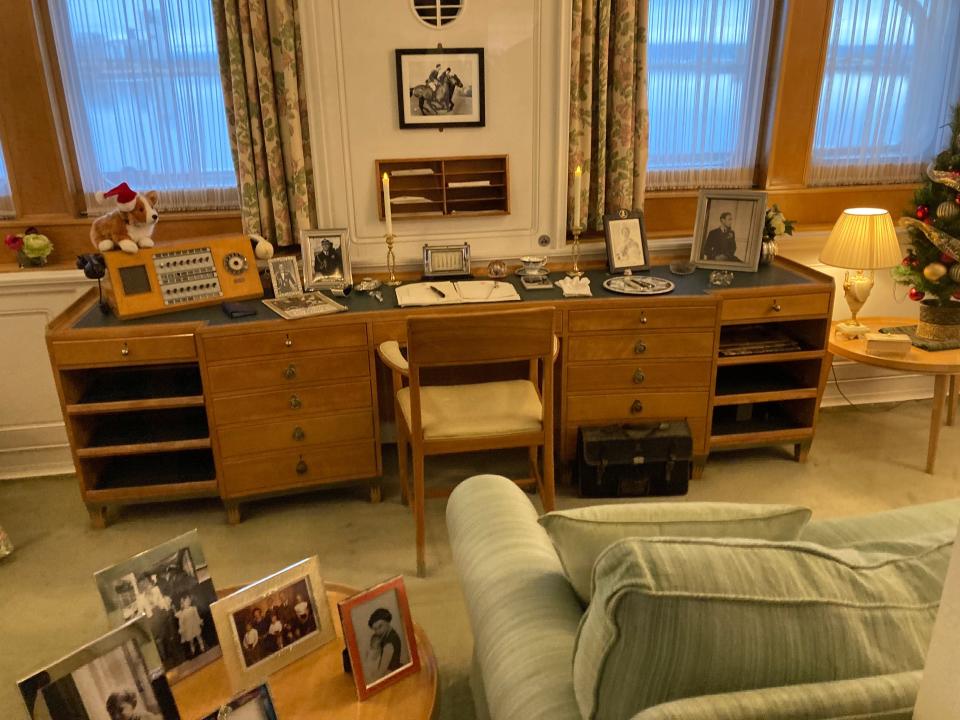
left=0, top=0, right=241, bottom=271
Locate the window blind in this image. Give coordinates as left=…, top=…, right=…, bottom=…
left=47, top=0, right=238, bottom=212
left=646, top=0, right=774, bottom=190
left=0, top=140, right=13, bottom=217
left=810, top=0, right=960, bottom=186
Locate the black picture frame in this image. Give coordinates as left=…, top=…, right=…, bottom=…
left=395, top=47, right=485, bottom=129
left=603, top=209, right=650, bottom=273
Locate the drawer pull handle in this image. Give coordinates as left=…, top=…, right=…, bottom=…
left=296, top=457, right=308, bottom=475
left=289, top=394, right=302, bottom=410
left=292, top=426, right=305, bottom=441
left=640, top=312, right=648, bottom=325
left=283, top=364, right=297, bottom=380
left=634, top=340, right=647, bottom=354
left=633, top=369, right=646, bottom=384
left=771, top=300, right=782, bottom=312
left=630, top=400, right=644, bottom=414
left=284, top=334, right=294, bottom=348
left=120, top=342, right=130, bottom=357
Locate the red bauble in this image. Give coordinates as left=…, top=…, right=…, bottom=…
left=941, top=253, right=957, bottom=265
left=916, top=205, right=930, bottom=220
left=909, top=288, right=925, bottom=301
left=955, top=194, right=960, bottom=206
left=902, top=256, right=913, bottom=267
left=924, top=217, right=934, bottom=225
left=911, top=258, right=921, bottom=268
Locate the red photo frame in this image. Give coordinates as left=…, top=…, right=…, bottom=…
left=338, top=576, right=420, bottom=700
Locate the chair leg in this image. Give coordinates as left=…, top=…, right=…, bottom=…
left=397, top=427, right=410, bottom=506
left=541, top=443, right=556, bottom=513
left=413, top=451, right=426, bottom=577
left=528, top=445, right=541, bottom=486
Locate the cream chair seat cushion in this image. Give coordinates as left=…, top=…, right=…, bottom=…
left=397, top=379, right=542, bottom=440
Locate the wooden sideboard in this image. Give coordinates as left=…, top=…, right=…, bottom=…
left=46, top=258, right=834, bottom=525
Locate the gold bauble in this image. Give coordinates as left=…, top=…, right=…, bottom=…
left=950, top=263, right=960, bottom=283
left=924, top=262, right=948, bottom=281
left=937, top=200, right=960, bottom=221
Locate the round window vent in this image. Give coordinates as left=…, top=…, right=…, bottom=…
left=411, top=0, right=463, bottom=28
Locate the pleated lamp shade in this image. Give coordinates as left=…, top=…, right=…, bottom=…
left=819, top=208, right=901, bottom=269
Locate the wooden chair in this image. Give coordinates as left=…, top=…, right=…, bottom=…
left=377, top=307, right=557, bottom=577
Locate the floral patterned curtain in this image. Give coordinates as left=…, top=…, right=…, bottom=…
left=212, top=0, right=316, bottom=247
left=569, top=0, right=650, bottom=232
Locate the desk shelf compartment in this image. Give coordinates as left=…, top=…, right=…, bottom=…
left=73, top=408, right=211, bottom=457
left=717, top=320, right=829, bottom=362
left=79, top=449, right=217, bottom=500
left=710, top=399, right=817, bottom=446
left=62, top=364, right=204, bottom=412
left=714, top=360, right=823, bottom=406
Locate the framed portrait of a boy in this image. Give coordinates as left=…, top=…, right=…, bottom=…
left=301, top=229, right=352, bottom=290
left=339, top=575, right=420, bottom=700
left=603, top=209, right=650, bottom=273
left=690, top=190, right=767, bottom=272
left=268, top=256, right=303, bottom=299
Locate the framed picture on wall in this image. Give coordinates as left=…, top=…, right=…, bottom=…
left=395, top=47, right=485, bottom=129
left=603, top=209, right=650, bottom=274
left=690, top=190, right=767, bottom=272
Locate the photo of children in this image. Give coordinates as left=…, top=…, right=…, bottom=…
left=230, top=578, right=319, bottom=669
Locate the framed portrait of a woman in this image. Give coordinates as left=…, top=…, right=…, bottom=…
left=603, top=209, right=650, bottom=274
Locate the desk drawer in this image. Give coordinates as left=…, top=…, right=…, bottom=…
left=51, top=335, right=197, bottom=367
left=207, top=349, right=369, bottom=395
left=202, top=323, right=367, bottom=362
left=721, top=293, right=830, bottom=322
left=566, top=332, right=714, bottom=361
left=566, top=391, right=709, bottom=423
left=566, top=359, right=713, bottom=391
left=213, top=380, right=372, bottom=425
left=220, top=439, right=378, bottom=497
left=568, top=306, right=716, bottom=333
left=217, top=409, right=374, bottom=458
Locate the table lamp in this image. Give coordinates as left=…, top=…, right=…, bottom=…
left=819, top=208, right=901, bottom=338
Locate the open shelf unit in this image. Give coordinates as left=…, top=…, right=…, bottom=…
left=376, top=155, right=509, bottom=220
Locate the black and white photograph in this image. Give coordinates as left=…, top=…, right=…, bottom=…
left=301, top=229, right=351, bottom=290
left=18, top=617, right=178, bottom=720
left=267, top=256, right=303, bottom=299
left=200, top=684, right=277, bottom=720
left=262, top=291, right=347, bottom=320
left=339, top=575, right=420, bottom=700
left=395, top=47, right=485, bottom=129
left=690, top=190, right=767, bottom=272
left=94, top=530, right=220, bottom=682
left=603, top=209, right=650, bottom=273
left=211, top=557, right=335, bottom=691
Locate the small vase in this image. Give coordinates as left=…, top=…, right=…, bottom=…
left=759, top=237, right=779, bottom=266
left=17, top=251, right=47, bottom=268
left=917, top=302, right=960, bottom=341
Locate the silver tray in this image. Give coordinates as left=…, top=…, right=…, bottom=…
left=602, top=275, right=675, bottom=295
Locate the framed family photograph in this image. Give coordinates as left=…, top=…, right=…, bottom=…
left=395, top=47, right=485, bottom=129
left=603, top=209, right=650, bottom=273
left=94, top=530, right=221, bottom=683
left=691, top=190, right=767, bottom=272
left=339, top=576, right=420, bottom=700
left=210, top=557, right=335, bottom=692
left=200, top=683, right=277, bottom=720
left=301, top=229, right=351, bottom=290
left=267, top=255, right=303, bottom=299
left=18, top=616, right=179, bottom=720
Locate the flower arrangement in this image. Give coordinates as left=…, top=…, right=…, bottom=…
left=764, top=205, right=795, bottom=242
left=5, top=227, right=53, bottom=267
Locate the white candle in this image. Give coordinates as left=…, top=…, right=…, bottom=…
left=382, top=172, right=393, bottom=237
left=573, top=165, right=582, bottom=229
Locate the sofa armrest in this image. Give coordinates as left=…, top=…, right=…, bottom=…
left=447, top=475, right=583, bottom=720
left=630, top=671, right=921, bottom=720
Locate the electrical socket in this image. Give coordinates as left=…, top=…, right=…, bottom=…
left=537, top=234, right=551, bottom=247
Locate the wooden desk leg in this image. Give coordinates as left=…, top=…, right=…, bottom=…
left=692, top=457, right=706, bottom=479
left=794, top=440, right=812, bottom=463
left=225, top=502, right=242, bottom=525
left=87, top=504, right=108, bottom=529
left=927, top=375, right=949, bottom=474
left=948, top=375, right=958, bottom=427
left=369, top=483, right=383, bottom=504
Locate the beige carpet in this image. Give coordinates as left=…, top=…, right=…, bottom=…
left=1, top=401, right=959, bottom=719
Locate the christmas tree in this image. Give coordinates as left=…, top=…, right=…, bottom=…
left=892, top=104, right=960, bottom=306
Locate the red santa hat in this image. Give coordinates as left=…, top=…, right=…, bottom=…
left=95, top=182, right=138, bottom=212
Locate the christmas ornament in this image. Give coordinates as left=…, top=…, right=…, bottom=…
left=916, top=205, right=930, bottom=220
left=940, top=253, right=956, bottom=265
left=902, top=256, right=913, bottom=267
left=938, top=200, right=960, bottom=221
left=924, top=262, right=948, bottom=281
left=950, top=263, right=960, bottom=282
left=911, top=258, right=921, bottom=268
left=901, top=217, right=960, bottom=260
left=955, top=194, right=960, bottom=206
left=909, top=287, right=925, bottom=301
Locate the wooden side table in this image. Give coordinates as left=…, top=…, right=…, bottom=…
left=828, top=317, right=960, bottom=474
left=171, top=583, right=438, bottom=718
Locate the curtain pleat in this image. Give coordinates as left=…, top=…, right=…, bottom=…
left=212, top=0, right=316, bottom=247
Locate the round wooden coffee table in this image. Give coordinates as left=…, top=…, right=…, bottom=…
left=171, top=583, right=438, bottom=718
left=829, top=317, right=960, bottom=473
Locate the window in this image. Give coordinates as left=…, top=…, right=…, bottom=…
left=0, top=140, right=13, bottom=217
left=47, top=0, right=238, bottom=212
left=646, top=0, right=774, bottom=190
left=810, top=0, right=960, bottom=186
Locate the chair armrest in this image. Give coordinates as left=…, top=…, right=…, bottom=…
left=377, top=340, right=409, bottom=375
left=630, top=671, right=921, bottom=720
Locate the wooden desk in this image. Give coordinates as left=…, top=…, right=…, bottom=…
left=46, top=259, right=834, bottom=525
left=172, top=583, right=438, bottom=719
left=829, top=317, right=960, bottom=473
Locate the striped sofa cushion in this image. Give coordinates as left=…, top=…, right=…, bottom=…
left=573, top=532, right=954, bottom=720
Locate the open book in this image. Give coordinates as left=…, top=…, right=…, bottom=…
left=395, top=281, right=522, bottom=308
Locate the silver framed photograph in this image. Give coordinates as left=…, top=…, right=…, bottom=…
left=302, top=229, right=352, bottom=290
left=395, top=47, right=485, bottom=129
left=18, top=616, right=179, bottom=720
left=268, top=255, right=303, bottom=299
left=211, top=556, right=335, bottom=692
left=200, top=683, right=278, bottom=720
left=603, top=209, right=650, bottom=273
left=690, top=190, right=767, bottom=272
left=94, top=530, right=221, bottom=683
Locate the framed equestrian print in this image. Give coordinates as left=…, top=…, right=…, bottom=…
left=395, top=47, right=485, bottom=129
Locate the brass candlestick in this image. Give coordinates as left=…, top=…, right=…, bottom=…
left=384, top=233, right=401, bottom=287
left=567, top=226, right=584, bottom=277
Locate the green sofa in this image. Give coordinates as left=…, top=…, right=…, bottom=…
left=446, top=474, right=960, bottom=720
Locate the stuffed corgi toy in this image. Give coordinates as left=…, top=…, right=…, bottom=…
left=90, top=182, right=160, bottom=254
